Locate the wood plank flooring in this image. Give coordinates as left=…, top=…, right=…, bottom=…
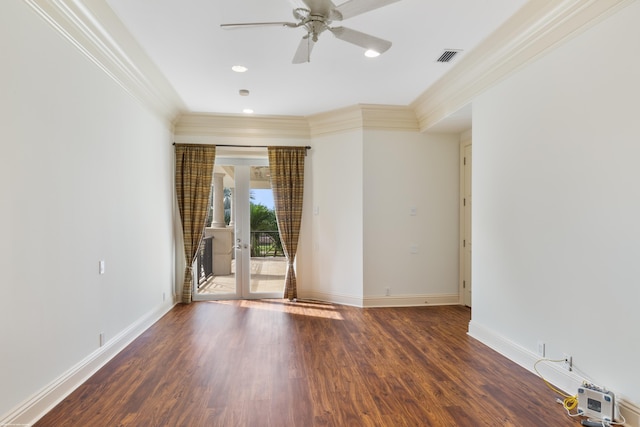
left=35, top=301, right=581, bottom=426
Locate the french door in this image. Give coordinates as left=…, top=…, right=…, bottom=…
left=193, top=158, right=286, bottom=300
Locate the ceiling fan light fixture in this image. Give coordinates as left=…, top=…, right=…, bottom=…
left=232, top=65, right=248, bottom=73
left=364, top=49, right=380, bottom=58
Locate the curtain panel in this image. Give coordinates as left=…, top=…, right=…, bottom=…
left=175, top=144, right=216, bottom=303
left=268, top=146, right=306, bottom=300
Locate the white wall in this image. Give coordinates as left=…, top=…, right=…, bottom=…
left=363, top=131, right=459, bottom=301
left=0, top=1, right=175, bottom=419
left=305, top=131, right=364, bottom=304
left=304, top=128, right=460, bottom=306
left=471, top=0, right=640, bottom=406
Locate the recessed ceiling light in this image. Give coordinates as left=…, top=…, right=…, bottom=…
left=364, top=50, right=380, bottom=58
left=242, top=108, right=254, bottom=114
left=239, top=89, right=250, bottom=96
left=232, top=65, right=248, bottom=73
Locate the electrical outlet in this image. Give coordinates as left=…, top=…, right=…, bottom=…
left=385, top=288, right=390, bottom=296
left=537, top=341, right=546, bottom=357
left=99, top=332, right=105, bottom=347
left=563, top=354, right=573, bottom=371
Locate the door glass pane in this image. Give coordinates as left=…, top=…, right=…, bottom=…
left=249, top=166, right=286, bottom=295
left=194, top=165, right=237, bottom=298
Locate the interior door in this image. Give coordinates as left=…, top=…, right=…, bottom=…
left=193, top=157, right=286, bottom=300
left=463, top=144, right=472, bottom=307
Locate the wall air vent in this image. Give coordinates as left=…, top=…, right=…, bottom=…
left=436, top=49, right=462, bottom=63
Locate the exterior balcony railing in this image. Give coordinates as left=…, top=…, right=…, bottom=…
left=195, top=231, right=284, bottom=288
left=249, top=230, right=283, bottom=258
left=196, top=235, right=214, bottom=287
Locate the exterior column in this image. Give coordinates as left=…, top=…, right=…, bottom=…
left=228, top=187, right=235, bottom=228
left=211, top=172, right=226, bottom=228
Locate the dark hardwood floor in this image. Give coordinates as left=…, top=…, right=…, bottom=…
left=35, top=300, right=581, bottom=426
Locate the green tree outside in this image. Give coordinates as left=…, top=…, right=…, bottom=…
left=250, top=200, right=282, bottom=257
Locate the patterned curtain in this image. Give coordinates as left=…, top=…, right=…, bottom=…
left=268, top=146, right=306, bottom=300
left=175, top=144, right=216, bottom=303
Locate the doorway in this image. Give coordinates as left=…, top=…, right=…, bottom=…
left=192, top=157, right=286, bottom=300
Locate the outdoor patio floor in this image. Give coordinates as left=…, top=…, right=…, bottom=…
left=196, top=257, right=286, bottom=296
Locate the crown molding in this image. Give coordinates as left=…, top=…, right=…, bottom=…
left=360, top=105, right=420, bottom=132
left=174, top=112, right=311, bottom=140
left=412, top=0, right=635, bottom=132
left=174, top=105, right=419, bottom=141
left=24, top=0, right=185, bottom=124
left=307, top=105, right=364, bottom=137
left=307, top=104, right=419, bottom=137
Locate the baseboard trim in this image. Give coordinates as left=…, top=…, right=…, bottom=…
left=363, top=293, right=459, bottom=308
left=297, top=291, right=459, bottom=308
left=0, top=301, right=177, bottom=426
left=468, top=320, right=640, bottom=427
left=298, top=290, right=363, bottom=307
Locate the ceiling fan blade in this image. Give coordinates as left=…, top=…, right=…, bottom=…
left=221, top=22, right=299, bottom=29
left=333, top=0, right=401, bottom=21
left=329, top=26, right=391, bottom=54
left=292, top=35, right=316, bottom=64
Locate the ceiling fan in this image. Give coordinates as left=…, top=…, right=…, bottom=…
left=221, top=0, right=401, bottom=63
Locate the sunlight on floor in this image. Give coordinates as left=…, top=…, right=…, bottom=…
left=209, top=299, right=344, bottom=320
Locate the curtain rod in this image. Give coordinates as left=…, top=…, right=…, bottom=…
left=173, top=143, right=310, bottom=150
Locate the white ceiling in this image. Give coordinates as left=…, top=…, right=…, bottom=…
left=105, top=0, right=527, bottom=125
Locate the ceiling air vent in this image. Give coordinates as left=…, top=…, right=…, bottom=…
left=436, top=49, right=462, bottom=63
